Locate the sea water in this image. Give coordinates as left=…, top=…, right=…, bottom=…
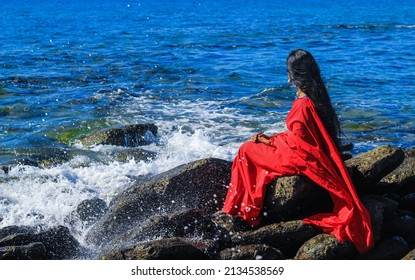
left=0, top=0, right=414, bottom=248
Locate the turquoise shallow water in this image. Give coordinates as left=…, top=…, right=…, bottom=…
left=0, top=0, right=414, bottom=237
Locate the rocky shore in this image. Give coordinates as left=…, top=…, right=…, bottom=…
left=1, top=124, right=415, bottom=260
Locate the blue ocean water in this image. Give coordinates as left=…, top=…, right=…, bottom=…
left=0, top=0, right=414, bottom=248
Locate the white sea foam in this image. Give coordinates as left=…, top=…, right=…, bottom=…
left=0, top=126, right=254, bottom=242
left=0, top=158, right=138, bottom=233
left=0, top=89, right=287, bottom=245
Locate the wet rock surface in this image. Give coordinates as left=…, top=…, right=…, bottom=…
left=80, top=124, right=158, bottom=147
left=2, top=144, right=415, bottom=260
left=0, top=225, right=81, bottom=260
left=85, top=157, right=231, bottom=246
left=262, top=175, right=332, bottom=224
left=99, top=237, right=209, bottom=260
left=219, top=244, right=286, bottom=260
left=230, top=220, right=319, bottom=258
left=294, top=234, right=356, bottom=260
left=345, top=145, right=405, bottom=193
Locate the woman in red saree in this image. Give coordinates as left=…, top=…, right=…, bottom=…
left=222, top=49, right=374, bottom=254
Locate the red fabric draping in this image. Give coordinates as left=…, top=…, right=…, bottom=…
left=223, top=97, right=374, bottom=254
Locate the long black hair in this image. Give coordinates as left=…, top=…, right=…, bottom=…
left=286, top=49, right=342, bottom=151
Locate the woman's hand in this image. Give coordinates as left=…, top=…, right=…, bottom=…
left=251, top=132, right=270, bottom=145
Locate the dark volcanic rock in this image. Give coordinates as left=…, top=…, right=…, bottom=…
left=0, top=227, right=39, bottom=247
left=263, top=175, right=332, bottom=224
left=345, top=145, right=405, bottom=193
left=219, top=244, right=286, bottom=260
left=0, top=226, right=35, bottom=241
left=80, top=124, right=158, bottom=147
left=383, top=214, right=415, bottom=247
left=211, top=212, right=252, bottom=234
left=9, top=147, right=71, bottom=168
left=76, top=198, right=108, bottom=224
left=4, top=144, right=415, bottom=260
left=361, top=195, right=400, bottom=243
left=104, top=147, right=157, bottom=162
left=376, top=157, right=415, bottom=194
left=231, top=220, right=319, bottom=258
left=104, top=209, right=220, bottom=252
left=294, top=234, right=356, bottom=260
left=30, top=226, right=80, bottom=259
left=0, top=225, right=80, bottom=259
left=65, top=198, right=108, bottom=230
left=363, top=236, right=410, bottom=260
left=100, top=237, right=208, bottom=260
left=399, top=193, right=415, bottom=212
left=86, top=158, right=231, bottom=246
left=0, top=242, right=47, bottom=260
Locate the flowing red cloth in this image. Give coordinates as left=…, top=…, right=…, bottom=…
left=223, top=97, right=374, bottom=254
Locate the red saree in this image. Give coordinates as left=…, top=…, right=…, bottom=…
left=223, top=97, right=374, bottom=254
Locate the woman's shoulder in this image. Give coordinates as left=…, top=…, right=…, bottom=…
left=289, top=97, right=316, bottom=118
left=293, top=96, right=314, bottom=108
